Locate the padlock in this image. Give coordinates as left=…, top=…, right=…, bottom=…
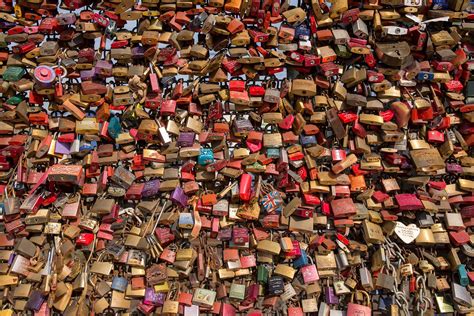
left=263, top=80, right=280, bottom=103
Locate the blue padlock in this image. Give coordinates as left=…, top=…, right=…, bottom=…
left=458, top=264, right=469, bottom=287
left=416, top=71, right=434, bottom=81
left=432, top=0, right=449, bottom=9
left=293, top=249, right=308, bottom=268
left=111, top=276, right=128, bottom=292
left=79, top=139, right=96, bottom=155
left=300, top=135, right=317, bottom=147
left=377, top=297, right=386, bottom=311
left=178, top=213, right=194, bottom=229
left=295, top=23, right=310, bottom=40
left=378, top=296, right=391, bottom=311
left=198, top=148, right=214, bottom=165
left=108, top=116, right=122, bottom=139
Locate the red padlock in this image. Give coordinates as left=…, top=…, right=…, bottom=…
left=321, top=200, right=331, bottom=215
left=379, top=109, right=394, bottom=122
left=432, top=60, right=454, bottom=72
left=364, top=53, right=376, bottom=68
left=338, top=112, right=358, bottom=124
left=250, top=0, right=260, bottom=17
left=444, top=80, right=463, bottom=93
left=304, top=54, right=321, bottom=67
left=249, top=85, right=265, bottom=96
left=367, top=70, right=385, bottom=83
left=279, top=115, right=294, bottom=130
left=332, top=149, right=346, bottom=162
left=352, top=120, right=367, bottom=138
left=289, top=51, right=305, bottom=63
left=297, top=167, right=307, bottom=182
left=309, top=15, right=317, bottom=33
left=239, top=173, right=252, bottom=202
left=229, top=80, right=246, bottom=92
left=449, top=230, right=470, bottom=246
left=271, top=0, right=280, bottom=16
left=76, top=233, right=95, bottom=246
left=427, top=130, right=444, bottom=143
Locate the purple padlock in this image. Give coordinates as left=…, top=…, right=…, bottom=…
left=325, top=286, right=339, bottom=305
left=8, top=253, right=15, bottom=266
left=144, top=288, right=166, bottom=306
left=55, top=141, right=71, bottom=155
left=132, top=46, right=145, bottom=60
left=142, top=179, right=160, bottom=198
left=217, top=227, right=232, bottom=241
left=0, top=22, right=16, bottom=29
left=446, top=163, right=462, bottom=174
left=25, top=290, right=45, bottom=311
left=80, top=69, right=96, bottom=81
left=177, top=132, right=196, bottom=147
left=171, top=186, right=188, bottom=207
left=95, top=60, right=113, bottom=77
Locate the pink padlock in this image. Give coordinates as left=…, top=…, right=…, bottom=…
left=246, top=140, right=262, bottom=153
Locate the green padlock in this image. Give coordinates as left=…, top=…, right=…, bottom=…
left=6, top=95, right=24, bottom=105
left=229, top=282, right=246, bottom=300
left=335, top=44, right=352, bottom=59
left=266, top=148, right=280, bottom=159
left=257, top=265, right=269, bottom=284
left=247, top=162, right=266, bottom=173
left=0, top=33, right=7, bottom=48
left=3, top=67, right=26, bottom=82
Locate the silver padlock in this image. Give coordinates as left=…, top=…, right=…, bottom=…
left=416, top=212, right=434, bottom=228
left=335, top=249, right=349, bottom=271
left=445, top=212, right=464, bottom=230
left=375, top=271, right=395, bottom=291
left=318, top=301, right=331, bottom=316
left=359, top=265, right=374, bottom=291
left=453, top=283, right=473, bottom=307
left=332, top=29, right=350, bottom=45
left=280, top=283, right=297, bottom=301
left=383, top=26, right=408, bottom=36
left=352, top=19, right=368, bottom=39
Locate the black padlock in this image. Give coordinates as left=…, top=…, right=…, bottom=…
left=267, top=275, right=285, bottom=295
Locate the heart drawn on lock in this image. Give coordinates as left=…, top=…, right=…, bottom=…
left=394, top=222, right=420, bottom=244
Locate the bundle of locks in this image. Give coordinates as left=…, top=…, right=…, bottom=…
left=0, top=0, right=473, bottom=314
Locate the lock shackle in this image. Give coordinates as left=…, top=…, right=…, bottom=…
left=349, top=290, right=371, bottom=307
left=265, top=77, right=279, bottom=89
left=263, top=123, right=279, bottom=133
left=246, top=78, right=258, bottom=86
left=49, top=110, right=65, bottom=121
